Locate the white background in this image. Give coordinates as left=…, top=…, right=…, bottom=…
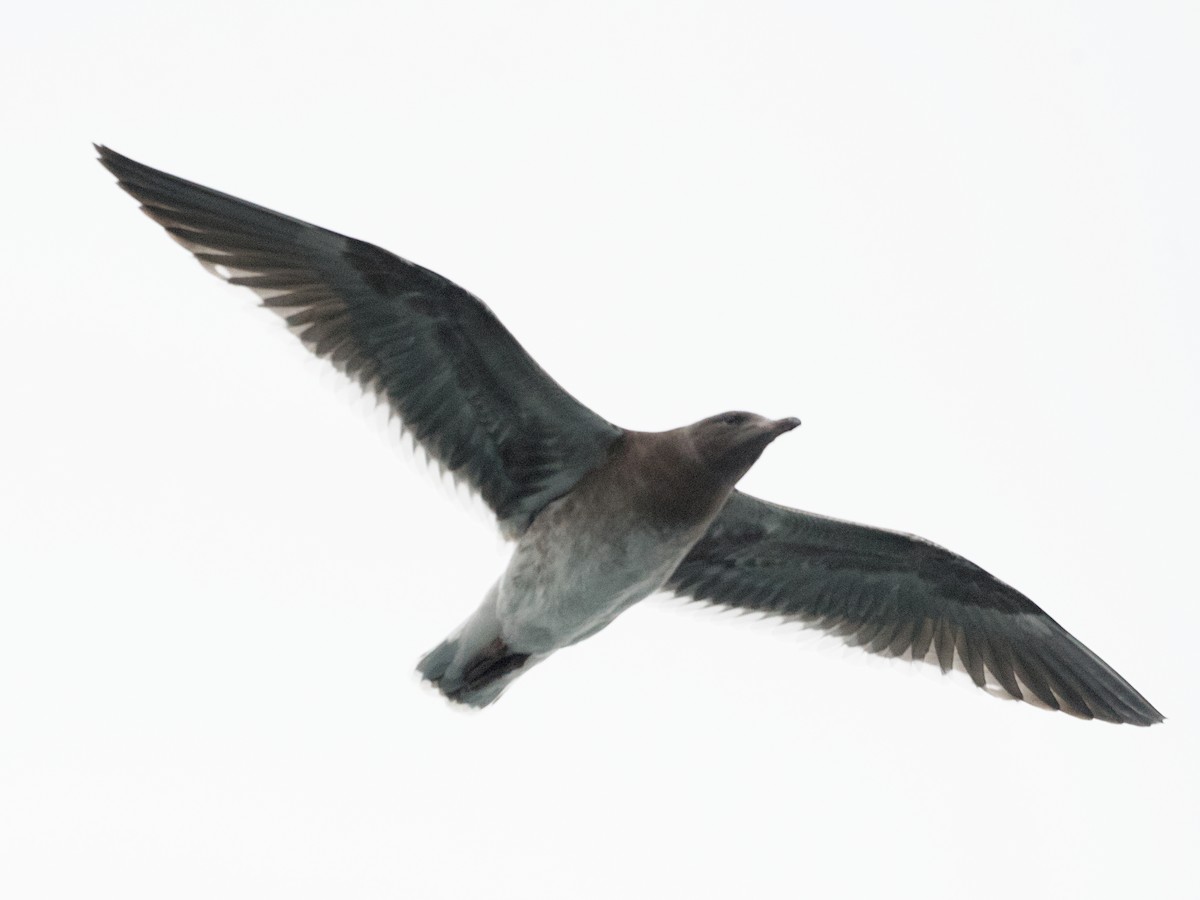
left=3, top=2, right=1197, bottom=897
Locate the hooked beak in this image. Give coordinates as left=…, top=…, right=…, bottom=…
left=771, top=416, right=802, bottom=435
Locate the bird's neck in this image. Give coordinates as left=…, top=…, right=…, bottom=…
left=614, top=430, right=735, bottom=531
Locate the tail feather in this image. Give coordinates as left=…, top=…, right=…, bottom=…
left=419, top=636, right=531, bottom=707
left=460, top=639, right=531, bottom=692
left=416, top=585, right=537, bottom=708
left=416, top=636, right=459, bottom=685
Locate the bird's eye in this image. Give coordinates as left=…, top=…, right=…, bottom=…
left=721, top=414, right=748, bottom=426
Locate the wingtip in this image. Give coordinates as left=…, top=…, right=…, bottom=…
left=1136, top=706, right=1166, bottom=727
left=94, top=144, right=142, bottom=180
left=95, top=143, right=121, bottom=177
left=1125, top=692, right=1166, bottom=726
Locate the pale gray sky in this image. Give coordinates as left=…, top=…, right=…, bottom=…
left=2, top=2, right=1197, bottom=898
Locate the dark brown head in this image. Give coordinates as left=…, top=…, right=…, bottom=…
left=687, top=411, right=801, bottom=485
left=615, top=412, right=800, bottom=529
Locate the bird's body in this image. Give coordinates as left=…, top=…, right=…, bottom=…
left=97, top=145, right=1163, bottom=724
left=498, top=434, right=709, bottom=655
left=423, top=425, right=793, bottom=704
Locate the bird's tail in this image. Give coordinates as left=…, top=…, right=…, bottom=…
left=417, top=585, right=537, bottom=708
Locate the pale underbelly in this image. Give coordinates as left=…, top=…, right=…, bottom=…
left=497, top=522, right=698, bottom=654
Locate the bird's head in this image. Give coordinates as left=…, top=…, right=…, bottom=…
left=688, top=411, right=801, bottom=484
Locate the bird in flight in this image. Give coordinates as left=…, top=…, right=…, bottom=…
left=97, top=145, right=1162, bottom=724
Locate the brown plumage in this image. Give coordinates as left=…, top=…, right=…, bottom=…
left=97, top=145, right=1161, bottom=724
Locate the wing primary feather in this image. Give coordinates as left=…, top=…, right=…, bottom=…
left=934, top=619, right=956, bottom=674
left=980, top=633, right=1022, bottom=699
left=229, top=272, right=317, bottom=289
left=1042, top=635, right=1159, bottom=725
left=886, top=619, right=916, bottom=657
left=1009, top=650, right=1062, bottom=711
left=955, top=619, right=988, bottom=689
left=1031, top=646, right=1096, bottom=721
left=909, top=617, right=935, bottom=662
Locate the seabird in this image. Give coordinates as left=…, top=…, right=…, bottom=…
left=96, top=146, right=1162, bottom=724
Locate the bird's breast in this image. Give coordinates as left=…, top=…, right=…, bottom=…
left=496, top=472, right=710, bottom=654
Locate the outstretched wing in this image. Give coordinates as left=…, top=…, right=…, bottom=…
left=98, top=146, right=622, bottom=537
left=667, top=491, right=1162, bottom=725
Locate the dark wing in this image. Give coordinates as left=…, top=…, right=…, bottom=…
left=97, top=146, right=622, bottom=537
left=667, top=491, right=1162, bottom=725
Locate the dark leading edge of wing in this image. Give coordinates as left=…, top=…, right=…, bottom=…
left=669, top=492, right=1163, bottom=725
left=96, top=146, right=621, bottom=537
